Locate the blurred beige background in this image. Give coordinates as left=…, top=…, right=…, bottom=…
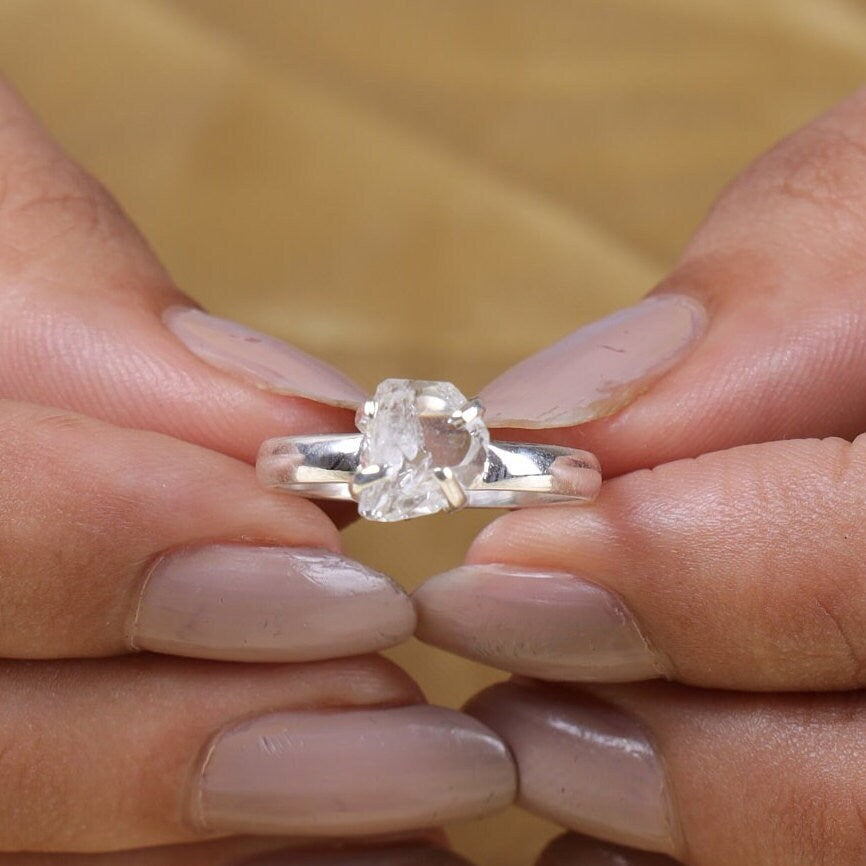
left=1, top=1, right=865, bottom=862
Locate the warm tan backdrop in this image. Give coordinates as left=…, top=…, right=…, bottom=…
left=1, top=1, right=865, bottom=862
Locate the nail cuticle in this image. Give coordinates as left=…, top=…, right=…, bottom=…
left=126, top=550, right=164, bottom=652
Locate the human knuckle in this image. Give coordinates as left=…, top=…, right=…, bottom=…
left=817, top=778, right=866, bottom=864
left=786, top=794, right=856, bottom=865
left=810, top=439, right=866, bottom=679
left=0, top=153, right=119, bottom=255
left=763, top=126, right=866, bottom=224
left=772, top=440, right=866, bottom=681
left=22, top=410, right=95, bottom=477
left=29, top=407, right=92, bottom=437
left=770, top=755, right=866, bottom=863
left=0, top=729, right=67, bottom=841
left=809, top=585, right=866, bottom=683
left=12, top=410, right=144, bottom=535
left=0, top=738, right=26, bottom=798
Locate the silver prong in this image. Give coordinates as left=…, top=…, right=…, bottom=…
left=449, top=397, right=485, bottom=429
left=362, top=399, right=378, bottom=419
left=349, top=463, right=388, bottom=499
left=432, top=466, right=468, bottom=511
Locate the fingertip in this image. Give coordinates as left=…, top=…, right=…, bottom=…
left=464, top=681, right=677, bottom=856
left=480, top=294, right=708, bottom=431
left=132, top=545, right=417, bottom=663
left=163, top=306, right=366, bottom=410
left=414, top=563, right=660, bottom=683
left=195, top=704, right=515, bottom=838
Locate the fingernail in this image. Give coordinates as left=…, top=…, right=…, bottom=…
left=132, top=545, right=416, bottom=661
left=538, top=833, right=678, bottom=865
left=164, top=307, right=365, bottom=408
left=194, top=704, right=517, bottom=836
left=413, top=565, right=661, bottom=682
left=479, top=294, right=707, bottom=428
left=241, top=842, right=472, bottom=865
left=466, top=682, right=677, bottom=855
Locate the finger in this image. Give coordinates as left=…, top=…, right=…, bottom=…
left=243, top=846, right=471, bottom=866
left=0, top=654, right=514, bottom=851
left=0, top=399, right=414, bottom=661
left=480, top=87, right=866, bottom=476
left=538, top=833, right=680, bottom=866
left=416, top=434, right=866, bottom=690
left=468, top=680, right=866, bottom=866
left=226, top=842, right=472, bottom=866
left=0, top=77, right=362, bottom=463
left=0, top=839, right=471, bottom=866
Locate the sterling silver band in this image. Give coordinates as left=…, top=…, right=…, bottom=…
left=256, top=434, right=602, bottom=509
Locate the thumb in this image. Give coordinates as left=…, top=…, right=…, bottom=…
left=0, top=77, right=363, bottom=463
left=480, top=87, right=866, bottom=476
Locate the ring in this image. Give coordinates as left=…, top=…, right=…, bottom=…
left=256, top=379, right=602, bottom=522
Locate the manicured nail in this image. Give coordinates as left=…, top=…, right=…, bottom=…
left=164, top=307, right=365, bottom=408
left=466, top=682, right=677, bottom=855
left=194, top=704, right=517, bottom=836
left=132, top=545, right=415, bottom=661
left=414, top=565, right=661, bottom=682
left=538, top=833, right=678, bottom=865
left=241, top=842, right=472, bottom=865
left=479, top=294, right=707, bottom=428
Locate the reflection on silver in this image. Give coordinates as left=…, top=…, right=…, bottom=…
left=257, top=432, right=602, bottom=513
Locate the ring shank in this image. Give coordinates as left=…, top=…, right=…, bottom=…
left=256, top=434, right=601, bottom=508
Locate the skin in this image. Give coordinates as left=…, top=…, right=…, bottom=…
left=0, top=656, right=420, bottom=850
left=0, top=78, right=489, bottom=856
left=438, top=87, right=866, bottom=863
left=0, top=836, right=465, bottom=866
left=0, top=77, right=353, bottom=460
left=6, top=56, right=866, bottom=864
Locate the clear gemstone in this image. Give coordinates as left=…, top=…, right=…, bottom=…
left=355, top=379, right=490, bottom=522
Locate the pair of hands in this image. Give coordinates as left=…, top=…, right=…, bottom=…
left=2, top=73, right=866, bottom=866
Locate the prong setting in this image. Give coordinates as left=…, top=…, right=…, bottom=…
left=351, top=380, right=489, bottom=520
left=349, top=463, right=388, bottom=499
left=258, top=380, right=601, bottom=520
left=432, top=466, right=469, bottom=511
left=449, top=397, right=485, bottom=429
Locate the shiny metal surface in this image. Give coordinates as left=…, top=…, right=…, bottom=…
left=257, top=434, right=602, bottom=510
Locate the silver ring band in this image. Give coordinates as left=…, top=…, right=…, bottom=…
left=256, top=378, right=602, bottom=522
left=257, top=433, right=601, bottom=509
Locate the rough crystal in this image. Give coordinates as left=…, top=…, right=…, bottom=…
left=355, top=379, right=490, bottom=521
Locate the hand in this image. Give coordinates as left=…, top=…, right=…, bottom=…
left=0, top=77, right=515, bottom=856
left=0, top=838, right=473, bottom=866
left=415, top=88, right=866, bottom=864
